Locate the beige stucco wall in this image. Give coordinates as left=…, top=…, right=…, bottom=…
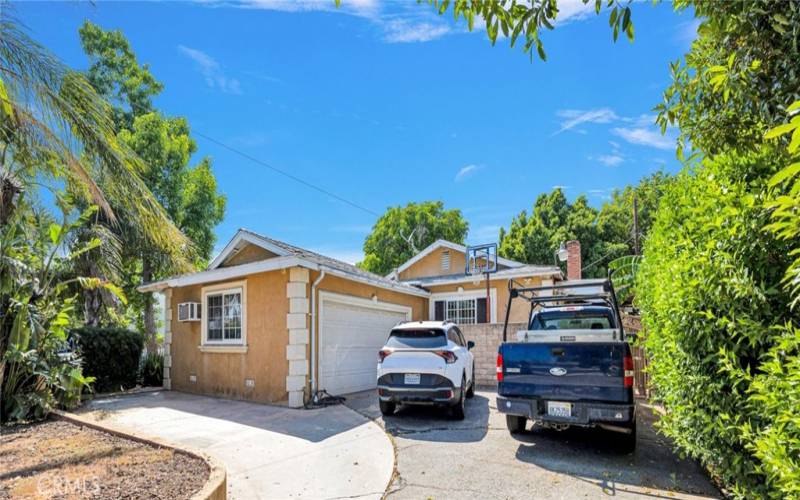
left=169, top=269, right=290, bottom=404
left=309, top=272, right=428, bottom=385
left=398, top=246, right=513, bottom=280
left=221, top=244, right=278, bottom=267
left=167, top=266, right=428, bottom=404
left=398, top=247, right=467, bottom=280
left=426, top=275, right=549, bottom=324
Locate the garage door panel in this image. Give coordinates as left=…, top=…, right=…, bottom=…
left=320, top=299, right=408, bottom=395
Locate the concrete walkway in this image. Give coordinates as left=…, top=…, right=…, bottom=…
left=80, top=391, right=393, bottom=500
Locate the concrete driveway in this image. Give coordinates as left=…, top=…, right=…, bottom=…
left=79, top=391, right=393, bottom=500
left=345, top=389, right=721, bottom=500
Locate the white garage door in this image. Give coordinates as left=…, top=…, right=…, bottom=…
left=319, top=293, right=411, bottom=395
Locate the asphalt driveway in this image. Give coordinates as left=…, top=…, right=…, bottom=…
left=345, top=389, right=721, bottom=500
left=79, top=391, right=393, bottom=500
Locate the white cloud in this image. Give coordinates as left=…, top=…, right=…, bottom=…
left=593, top=154, right=624, bottom=167
left=455, top=164, right=483, bottom=182
left=382, top=18, right=453, bottom=43
left=552, top=185, right=572, bottom=190
left=553, top=0, right=596, bottom=24
left=178, top=45, right=242, bottom=94
left=612, top=127, right=674, bottom=150
left=554, top=108, right=619, bottom=135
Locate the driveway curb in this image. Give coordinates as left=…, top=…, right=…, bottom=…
left=53, top=409, right=227, bottom=500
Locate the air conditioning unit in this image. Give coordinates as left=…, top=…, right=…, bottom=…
left=178, top=302, right=201, bottom=322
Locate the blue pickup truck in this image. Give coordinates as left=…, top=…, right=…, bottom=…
left=496, top=279, right=636, bottom=452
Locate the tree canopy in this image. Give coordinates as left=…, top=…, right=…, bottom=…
left=360, top=201, right=468, bottom=275
left=498, top=173, right=670, bottom=278
left=78, top=21, right=226, bottom=336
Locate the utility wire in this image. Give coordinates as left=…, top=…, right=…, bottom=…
left=194, top=131, right=380, bottom=217
left=581, top=234, right=638, bottom=273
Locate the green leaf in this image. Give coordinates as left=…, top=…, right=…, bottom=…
left=788, top=101, right=800, bottom=113
left=768, top=162, right=800, bottom=187
left=49, top=223, right=62, bottom=245
left=764, top=122, right=796, bottom=139
left=789, top=126, right=800, bottom=154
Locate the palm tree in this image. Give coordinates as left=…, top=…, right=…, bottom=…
left=0, top=14, right=192, bottom=265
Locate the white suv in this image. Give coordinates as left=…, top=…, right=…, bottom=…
left=376, top=321, right=475, bottom=420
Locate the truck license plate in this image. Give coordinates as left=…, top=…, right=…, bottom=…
left=547, top=401, right=571, bottom=418
left=404, top=373, right=421, bottom=385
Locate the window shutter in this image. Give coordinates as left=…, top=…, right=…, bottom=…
left=434, top=301, right=445, bottom=321
left=476, top=298, right=488, bottom=324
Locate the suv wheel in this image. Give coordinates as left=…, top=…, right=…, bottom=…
left=506, top=415, right=526, bottom=434
left=466, top=367, right=475, bottom=398
left=379, top=400, right=396, bottom=416
left=450, top=377, right=466, bottom=420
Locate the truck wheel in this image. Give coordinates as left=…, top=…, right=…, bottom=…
left=466, top=369, right=475, bottom=398
left=506, top=415, right=526, bottom=434
left=616, top=420, right=637, bottom=453
left=379, top=400, right=396, bottom=416
left=450, top=378, right=466, bottom=420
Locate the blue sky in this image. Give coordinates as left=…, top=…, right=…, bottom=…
left=14, top=0, right=698, bottom=264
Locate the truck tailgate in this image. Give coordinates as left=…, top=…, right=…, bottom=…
left=499, top=341, right=630, bottom=403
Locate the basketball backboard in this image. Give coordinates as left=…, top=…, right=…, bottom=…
left=465, top=243, right=498, bottom=276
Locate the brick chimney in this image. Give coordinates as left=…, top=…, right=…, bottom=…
left=566, top=240, right=581, bottom=280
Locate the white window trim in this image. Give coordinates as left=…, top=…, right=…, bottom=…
left=429, top=288, right=497, bottom=324
left=200, top=280, right=247, bottom=347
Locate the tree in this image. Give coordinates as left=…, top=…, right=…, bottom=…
left=360, top=201, right=468, bottom=275
left=78, top=22, right=226, bottom=342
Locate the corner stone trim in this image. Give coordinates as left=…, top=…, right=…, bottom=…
left=163, top=289, right=172, bottom=391
left=286, top=267, right=310, bottom=408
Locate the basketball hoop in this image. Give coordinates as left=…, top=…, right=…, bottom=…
left=465, top=243, right=498, bottom=323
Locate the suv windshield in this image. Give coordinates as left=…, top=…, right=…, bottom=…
left=529, top=309, right=616, bottom=331
left=386, top=328, right=447, bottom=349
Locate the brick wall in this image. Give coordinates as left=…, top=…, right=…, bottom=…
left=460, top=322, right=527, bottom=385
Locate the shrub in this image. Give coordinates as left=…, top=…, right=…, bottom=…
left=73, top=327, right=144, bottom=393
left=637, top=148, right=800, bottom=498
left=139, top=351, right=163, bottom=387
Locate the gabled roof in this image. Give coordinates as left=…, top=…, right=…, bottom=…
left=139, top=229, right=429, bottom=297
left=390, top=239, right=525, bottom=278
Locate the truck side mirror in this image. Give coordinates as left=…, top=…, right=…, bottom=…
left=467, top=340, right=475, bottom=350
left=624, top=331, right=638, bottom=343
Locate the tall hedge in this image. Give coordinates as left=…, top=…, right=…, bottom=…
left=73, top=327, right=144, bottom=393
left=637, top=148, right=800, bottom=497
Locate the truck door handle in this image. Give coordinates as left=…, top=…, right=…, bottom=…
left=551, top=348, right=565, bottom=357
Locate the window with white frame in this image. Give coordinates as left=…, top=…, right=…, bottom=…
left=434, top=296, right=488, bottom=325
left=202, top=284, right=245, bottom=344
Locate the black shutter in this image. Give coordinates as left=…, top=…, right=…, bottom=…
left=477, top=298, right=488, bottom=324
left=434, top=301, right=445, bottom=321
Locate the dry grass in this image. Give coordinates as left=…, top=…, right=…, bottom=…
left=0, top=420, right=208, bottom=499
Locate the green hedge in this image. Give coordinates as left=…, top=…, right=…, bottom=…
left=73, top=327, right=144, bottom=393
left=637, top=148, right=800, bottom=498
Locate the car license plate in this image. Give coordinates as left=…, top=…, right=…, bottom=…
left=404, top=373, right=421, bottom=385
left=547, top=401, right=571, bottom=418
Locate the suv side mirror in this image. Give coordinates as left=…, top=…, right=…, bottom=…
left=467, top=340, right=475, bottom=350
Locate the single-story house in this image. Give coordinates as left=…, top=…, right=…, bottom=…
left=139, top=229, right=567, bottom=408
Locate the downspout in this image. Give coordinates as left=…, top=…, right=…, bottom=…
left=309, top=270, right=326, bottom=395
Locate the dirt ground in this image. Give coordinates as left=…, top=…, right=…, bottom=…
left=0, top=419, right=208, bottom=499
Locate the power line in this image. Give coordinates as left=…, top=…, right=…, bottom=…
left=194, top=131, right=380, bottom=217
left=581, top=235, right=637, bottom=273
